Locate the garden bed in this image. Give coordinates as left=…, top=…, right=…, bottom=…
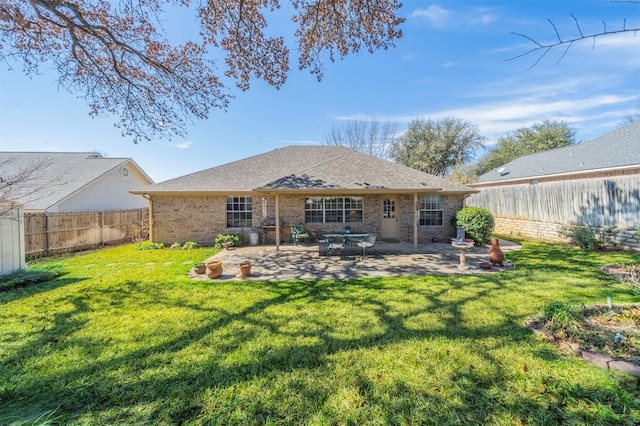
left=528, top=302, right=640, bottom=367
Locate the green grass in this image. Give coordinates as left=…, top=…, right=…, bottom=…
left=1, top=242, right=639, bottom=425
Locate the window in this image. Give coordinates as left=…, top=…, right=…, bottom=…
left=226, top=196, right=252, bottom=228
left=305, top=197, right=363, bottom=223
left=418, top=195, right=444, bottom=226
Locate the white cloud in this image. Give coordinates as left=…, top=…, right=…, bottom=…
left=412, top=5, right=497, bottom=29
left=163, top=140, right=193, bottom=149
left=412, top=5, right=450, bottom=29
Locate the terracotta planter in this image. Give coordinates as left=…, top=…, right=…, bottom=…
left=205, top=260, right=223, bottom=279
left=194, top=263, right=206, bottom=274
left=488, top=238, right=505, bottom=267
left=239, top=261, right=252, bottom=277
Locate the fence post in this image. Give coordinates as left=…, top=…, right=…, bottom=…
left=100, top=210, right=105, bottom=247
left=45, top=213, right=50, bottom=256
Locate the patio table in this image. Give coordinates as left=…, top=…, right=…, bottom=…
left=322, top=232, right=369, bottom=257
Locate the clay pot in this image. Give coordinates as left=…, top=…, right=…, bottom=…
left=488, top=238, right=505, bottom=267
left=239, top=261, right=252, bottom=277
left=194, top=263, right=206, bottom=274
left=205, top=260, right=223, bottom=279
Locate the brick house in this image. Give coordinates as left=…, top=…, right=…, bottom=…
left=466, top=120, right=640, bottom=251
left=131, top=146, right=477, bottom=248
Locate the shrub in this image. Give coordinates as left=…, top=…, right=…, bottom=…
left=137, top=241, right=165, bottom=250
left=454, top=207, right=494, bottom=245
left=214, top=234, right=241, bottom=248
left=170, top=242, right=182, bottom=250
left=182, top=241, right=200, bottom=250
left=560, top=225, right=604, bottom=251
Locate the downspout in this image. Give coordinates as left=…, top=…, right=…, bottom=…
left=275, top=194, right=280, bottom=251
left=142, top=194, right=153, bottom=242
left=413, top=193, right=418, bottom=249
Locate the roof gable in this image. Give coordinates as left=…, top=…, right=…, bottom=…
left=476, top=120, right=640, bottom=184
left=133, top=146, right=475, bottom=194
left=0, top=152, right=153, bottom=210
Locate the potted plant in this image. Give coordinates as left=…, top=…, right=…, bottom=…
left=215, top=233, right=241, bottom=249
left=239, top=261, right=252, bottom=277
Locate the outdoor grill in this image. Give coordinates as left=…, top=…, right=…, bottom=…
left=260, top=217, right=281, bottom=244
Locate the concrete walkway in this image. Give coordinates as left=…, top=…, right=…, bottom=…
left=188, top=239, right=521, bottom=281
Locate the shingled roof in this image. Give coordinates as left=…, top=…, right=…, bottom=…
left=132, top=146, right=475, bottom=194
left=476, top=120, right=640, bottom=184
left=1, top=152, right=152, bottom=210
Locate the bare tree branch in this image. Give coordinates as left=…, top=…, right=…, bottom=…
left=507, top=14, right=640, bottom=69
left=324, top=116, right=398, bottom=159
left=0, top=1, right=405, bottom=143
left=0, top=155, right=63, bottom=215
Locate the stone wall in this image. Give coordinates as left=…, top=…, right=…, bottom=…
left=494, top=217, right=640, bottom=252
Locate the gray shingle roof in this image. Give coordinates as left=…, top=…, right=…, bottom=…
left=133, top=146, right=475, bottom=194
left=0, top=152, right=151, bottom=210
left=476, top=120, right=640, bottom=184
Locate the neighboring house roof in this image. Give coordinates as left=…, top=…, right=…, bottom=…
left=475, top=120, right=640, bottom=185
left=132, top=146, right=476, bottom=195
left=0, top=152, right=153, bottom=210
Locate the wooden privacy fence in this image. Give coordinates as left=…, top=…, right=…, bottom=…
left=24, top=208, right=148, bottom=256
left=467, top=176, right=640, bottom=229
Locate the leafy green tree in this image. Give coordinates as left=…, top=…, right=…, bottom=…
left=389, top=117, right=485, bottom=177
left=476, top=120, right=575, bottom=175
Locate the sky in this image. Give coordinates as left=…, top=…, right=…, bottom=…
left=1, top=0, right=639, bottom=183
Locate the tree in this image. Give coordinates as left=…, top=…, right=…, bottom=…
left=475, top=119, right=575, bottom=175
left=389, top=117, right=485, bottom=177
left=0, top=1, right=404, bottom=143
left=0, top=155, right=58, bottom=216
left=324, top=116, right=398, bottom=158
left=508, top=12, right=640, bottom=69
left=447, top=163, right=478, bottom=186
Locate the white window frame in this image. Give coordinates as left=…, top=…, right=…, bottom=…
left=304, top=197, right=363, bottom=224
left=226, top=196, right=252, bottom=228
left=418, top=195, right=444, bottom=226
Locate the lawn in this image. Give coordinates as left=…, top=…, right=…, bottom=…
left=1, top=242, right=639, bottom=425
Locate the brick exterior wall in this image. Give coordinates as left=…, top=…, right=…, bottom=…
left=399, top=194, right=464, bottom=243
left=150, top=193, right=466, bottom=245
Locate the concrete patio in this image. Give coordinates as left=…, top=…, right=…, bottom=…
left=188, top=238, right=520, bottom=281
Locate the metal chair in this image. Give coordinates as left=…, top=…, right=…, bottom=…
left=327, top=236, right=346, bottom=257
left=356, top=234, right=377, bottom=258
left=290, top=222, right=309, bottom=245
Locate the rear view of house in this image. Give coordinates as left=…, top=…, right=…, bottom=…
left=131, top=146, right=477, bottom=248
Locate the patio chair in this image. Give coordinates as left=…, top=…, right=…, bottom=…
left=356, top=234, right=377, bottom=258
left=290, top=222, right=309, bottom=245
left=327, top=236, right=346, bottom=256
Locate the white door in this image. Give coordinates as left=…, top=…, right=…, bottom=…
left=381, top=198, right=398, bottom=239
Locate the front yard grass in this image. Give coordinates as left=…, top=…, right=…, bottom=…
left=1, top=242, right=639, bottom=425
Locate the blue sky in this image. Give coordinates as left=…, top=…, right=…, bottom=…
left=1, top=1, right=639, bottom=183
